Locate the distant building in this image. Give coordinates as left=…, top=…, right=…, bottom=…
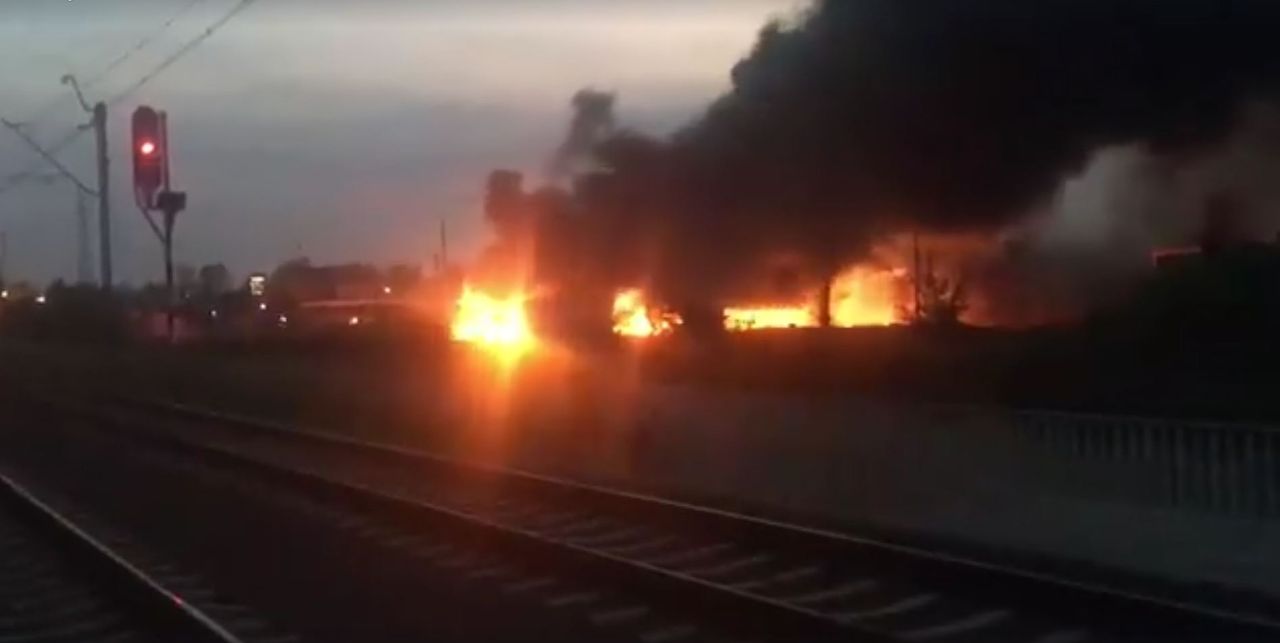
left=268, top=262, right=383, bottom=304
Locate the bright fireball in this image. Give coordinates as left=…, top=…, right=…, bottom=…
left=613, top=288, right=681, bottom=338
left=451, top=285, right=534, bottom=357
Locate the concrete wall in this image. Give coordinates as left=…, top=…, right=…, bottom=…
left=494, top=380, right=1280, bottom=600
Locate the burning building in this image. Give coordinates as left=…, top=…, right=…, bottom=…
left=612, top=288, right=681, bottom=338
left=461, top=0, right=1280, bottom=336
left=451, top=285, right=535, bottom=358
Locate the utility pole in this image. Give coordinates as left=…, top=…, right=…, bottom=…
left=0, top=120, right=99, bottom=286
left=8, top=170, right=93, bottom=283
left=439, top=219, right=448, bottom=268
left=818, top=272, right=833, bottom=328
left=60, top=74, right=113, bottom=290
left=93, top=102, right=112, bottom=290
left=160, top=196, right=179, bottom=341
left=75, top=190, right=91, bottom=284
left=159, top=111, right=177, bottom=342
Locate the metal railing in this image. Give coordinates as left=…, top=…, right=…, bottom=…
left=1015, top=411, right=1280, bottom=518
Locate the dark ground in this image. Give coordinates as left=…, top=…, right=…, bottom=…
left=643, top=324, right=1280, bottom=424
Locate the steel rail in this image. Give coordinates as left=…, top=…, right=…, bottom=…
left=104, top=396, right=1280, bottom=642
left=0, top=472, right=246, bottom=643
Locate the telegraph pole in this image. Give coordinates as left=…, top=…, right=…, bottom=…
left=1, top=168, right=93, bottom=283
left=158, top=111, right=177, bottom=342
left=160, top=195, right=179, bottom=341
left=61, top=75, right=113, bottom=290
left=0, top=120, right=99, bottom=286
left=93, top=102, right=112, bottom=290
left=440, top=219, right=448, bottom=267
left=75, top=190, right=91, bottom=284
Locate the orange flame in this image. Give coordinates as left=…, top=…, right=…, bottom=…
left=724, top=305, right=818, bottom=331
left=830, top=265, right=905, bottom=327
left=451, top=285, right=534, bottom=358
left=613, top=288, right=681, bottom=338
left=723, top=263, right=906, bottom=331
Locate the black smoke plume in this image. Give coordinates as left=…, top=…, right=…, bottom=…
left=493, top=0, right=1280, bottom=316
left=547, top=89, right=616, bottom=181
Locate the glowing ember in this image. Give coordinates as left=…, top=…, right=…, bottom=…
left=724, top=305, right=818, bottom=331
left=612, top=289, right=680, bottom=338
left=451, top=285, right=534, bottom=356
left=830, top=265, right=905, bottom=327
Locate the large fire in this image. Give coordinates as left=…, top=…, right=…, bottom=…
left=722, top=265, right=905, bottom=331
left=451, top=285, right=534, bottom=357
left=829, top=265, right=905, bottom=327
left=723, top=305, right=818, bottom=331
left=612, top=289, right=682, bottom=338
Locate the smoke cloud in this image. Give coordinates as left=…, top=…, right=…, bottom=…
left=495, top=0, right=1280, bottom=320
left=992, top=103, right=1280, bottom=322
left=547, top=89, right=616, bottom=181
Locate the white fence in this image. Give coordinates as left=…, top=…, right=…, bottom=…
left=1014, top=410, right=1280, bottom=518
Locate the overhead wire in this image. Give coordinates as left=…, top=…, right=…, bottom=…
left=108, top=0, right=261, bottom=107
left=10, top=0, right=209, bottom=129
left=1, top=0, right=209, bottom=193
left=0, top=0, right=261, bottom=197
left=90, top=0, right=212, bottom=87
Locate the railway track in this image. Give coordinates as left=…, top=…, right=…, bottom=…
left=65, top=395, right=1280, bottom=642
left=0, top=471, right=246, bottom=643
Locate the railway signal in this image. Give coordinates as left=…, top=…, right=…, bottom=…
left=131, top=106, right=165, bottom=208
left=132, top=105, right=188, bottom=343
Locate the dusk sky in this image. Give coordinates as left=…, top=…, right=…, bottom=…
left=0, top=0, right=802, bottom=286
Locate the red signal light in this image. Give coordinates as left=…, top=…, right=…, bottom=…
left=132, top=106, right=164, bottom=205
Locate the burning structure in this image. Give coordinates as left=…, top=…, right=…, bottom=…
left=461, top=0, right=1280, bottom=338
left=612, top=288, right=681, bottom=338
left=451, top=285, right=534, bottom=357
